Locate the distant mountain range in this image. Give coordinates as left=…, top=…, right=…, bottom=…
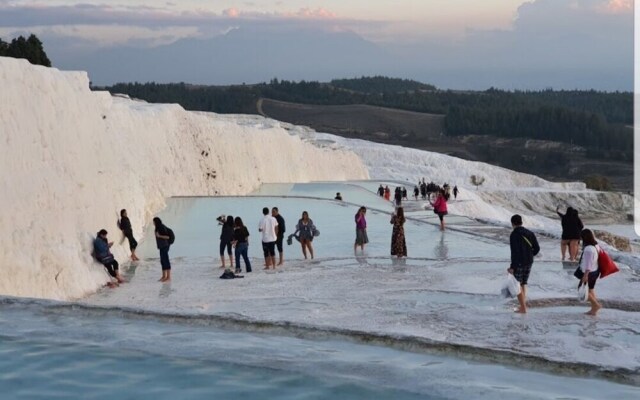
left=49, top=25, right=632, bottom=91
left=54, top=28, right=391, bottom=85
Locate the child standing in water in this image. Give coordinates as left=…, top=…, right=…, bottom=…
left=354, top=206, right=368, bottom=254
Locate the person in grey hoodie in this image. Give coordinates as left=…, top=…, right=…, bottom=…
left=93, top=229, right=124, bottom=286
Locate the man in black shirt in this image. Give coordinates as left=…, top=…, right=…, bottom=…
left=508, top=214, right=540, bottom=313
left=272, top=207, right=286, bottom=266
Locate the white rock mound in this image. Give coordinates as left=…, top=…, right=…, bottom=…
left=0, top=57, right=368, bottom=300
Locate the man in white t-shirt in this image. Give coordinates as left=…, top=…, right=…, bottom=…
left=258, top=207, right=279, bottom=269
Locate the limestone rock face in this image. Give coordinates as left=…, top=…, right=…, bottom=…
left=594, top=229, right=631, bottom=252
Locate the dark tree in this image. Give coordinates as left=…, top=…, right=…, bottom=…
left=1, top=34, right=51, bottom=67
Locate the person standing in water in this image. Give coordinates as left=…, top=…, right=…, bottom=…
left=295, top=211, right=316, bottom=259
left=118, top=209, right=139, bottom=261
left=232, top=217, right=252, bottom=273
left=377, top=185, right=385, bottom=197
left=430, top=189, right=449, bottom=231
left=93, top=229, right=125, bottom=286
left=153, top=217, right=172, bottom=282
left=394, top=187, right=402, bottom=206
left=384, top=186, right=391, bottom=201
left=354, top=206, right=369, bottom=253
left=259, top=207, right=279, bottom=269
left=508, top=214, right=540, bottom=314
left=413, top=186, right=419, bottom=200
left=335, top=192, right=343, bottom=201
left=453, top=186, right=459, bottom=200
left=219, top=215, right=234, bottom=269
left=390, top=207, right=407, bottom=258
left=556, top=206, right=584, bottom=262
left=272, top=207, right=286, bottom=266
left=577, top=229, right=602, bottom=316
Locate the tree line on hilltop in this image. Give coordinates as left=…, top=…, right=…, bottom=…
left=0, top=34, right=51, bottom=67
left=103, top=79, right=633, bottom=161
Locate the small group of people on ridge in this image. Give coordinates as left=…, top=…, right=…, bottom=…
left=93, top=210, right=173, bottom=285
left=218, top=215, right=252, bottom=273
left=218, top=207, right=286, bottom=274
left=509, top=212, right=608, bottom=316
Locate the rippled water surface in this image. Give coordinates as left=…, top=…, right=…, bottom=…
left=0, top=338, right=430, bottom=400
left=2, top=182, right=639, bottom=399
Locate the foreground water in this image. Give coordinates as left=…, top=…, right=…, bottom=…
left=1, top=301, right=638, bottom=400
left=2, top=181, right=639, bottom=398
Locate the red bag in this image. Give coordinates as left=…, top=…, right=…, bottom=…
left=598, top=248, right=619, bottom=278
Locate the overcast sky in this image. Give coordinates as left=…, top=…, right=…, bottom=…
left=0, top=0, right=633, bottom=90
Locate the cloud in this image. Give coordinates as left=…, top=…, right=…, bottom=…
left=0, top=3, right=341, bottom=28
left=0, top=0, right=631, bottom=90
left=0, top=24, right=200, bottom=48
left=287, top=7, right=338, bottom=19
left=401, top=0, right=633, bottom=89
left=602, top=0, right=633, bottom=13
left=222, top=8, right=240, bottom=18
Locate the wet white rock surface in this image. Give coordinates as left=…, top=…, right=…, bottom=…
left=84, top=184, right=640, bottom=377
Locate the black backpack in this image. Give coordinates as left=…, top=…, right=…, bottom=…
left=167, top=227, right=175, bottom=245
left=220, top=270, right=244, bottom=279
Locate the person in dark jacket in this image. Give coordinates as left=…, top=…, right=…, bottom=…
left=93, top=229, right=124, bottom=286
left=119, top=209, right=139, bottom=261
left=153, top=217, right=172, bottom=282
left=272, top=207, right=286, bottom=266
left=508, top=214, right=540, bottom=313
left=219, top=215, right=234, bottom=269
left=556, top=206, right=584, bottom=262
left=394, top=187, right=402, bottom=206
left=232, top=217, right=252, bottom=273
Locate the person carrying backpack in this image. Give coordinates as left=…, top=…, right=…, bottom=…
left=508, top=214, right=540, bottom=314
left=153, top=217, right=174, bottom=282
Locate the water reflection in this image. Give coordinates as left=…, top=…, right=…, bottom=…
left=434, top=232, right=449, bottom=260
left=391, top=257, right=407, bottom=268
left=159, top=282, right=173, bottom=298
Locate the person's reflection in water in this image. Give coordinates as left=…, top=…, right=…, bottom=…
left=434, top=232, right=449, bottom=260
left=355, top=254, right=368, bottom=267
left=391, top=257, right=407, bottom=267
left=159, top=282, right=172, bottom=298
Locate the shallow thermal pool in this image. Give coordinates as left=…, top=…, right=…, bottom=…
left=2, top=181, right=639, bottom=398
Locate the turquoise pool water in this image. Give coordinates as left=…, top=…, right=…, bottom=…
left=0, top=339, right=429, bottom=400
left=3, top=182, right=639, bottom=399
left=2, top=302, right=637, bottom=400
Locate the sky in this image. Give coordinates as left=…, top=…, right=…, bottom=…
left=0, top=0, right=634, bottom=90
